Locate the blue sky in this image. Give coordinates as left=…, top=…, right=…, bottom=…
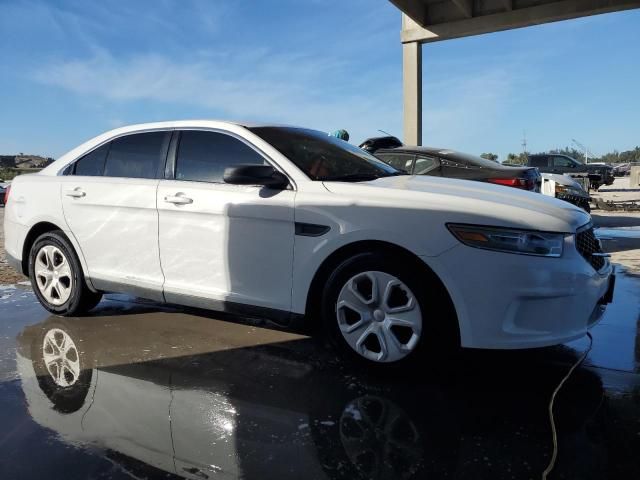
left=1, top=0, right=639, bottom=162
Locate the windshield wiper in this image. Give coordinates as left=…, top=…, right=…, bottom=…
left=320, top=173, right=382, bottom=182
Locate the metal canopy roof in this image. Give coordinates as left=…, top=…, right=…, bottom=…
left=392, top=0, right=640, bottom=43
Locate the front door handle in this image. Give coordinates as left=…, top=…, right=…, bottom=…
left=164, top=193, right=193, bottom=205
left=65, top=188, right=86, bottom=198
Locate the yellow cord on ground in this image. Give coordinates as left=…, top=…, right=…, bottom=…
left=542, top=331, right=593, bottom=480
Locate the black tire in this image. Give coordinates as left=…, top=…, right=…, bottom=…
left=320, top=251, right=458, bottom=367
left=29, top=230, right=102, bottom=316
left=31, top=322, right=92, bottom=414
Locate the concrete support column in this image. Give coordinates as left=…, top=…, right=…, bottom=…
left=402, top=41, right=422, bottom=146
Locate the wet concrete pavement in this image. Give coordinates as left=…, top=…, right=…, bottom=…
left=0, top=275, right=639, bottom=480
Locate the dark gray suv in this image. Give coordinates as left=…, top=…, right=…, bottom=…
left=527, top=154, right=601, bottom=190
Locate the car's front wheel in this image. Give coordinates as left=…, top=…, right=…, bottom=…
left=29, top=231, right=102, bottom=316
left=321, top=251, right=457, bottom=366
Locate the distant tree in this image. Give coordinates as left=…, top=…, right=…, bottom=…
left=548, top=147, right=585, bottom=163
left=480, top=153, right=499, bottom=162
left=599, top=151, right=619, bottom=164
left=618, top=147, right=640, bottom=163
left=529, top=146, right=640, bottom=164
left=504, top=152, right=528, bottom=165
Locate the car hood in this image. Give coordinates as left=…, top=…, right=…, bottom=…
left=541, top=173, right=588, bottom=192
left=323, top=175, right=590, bottom=233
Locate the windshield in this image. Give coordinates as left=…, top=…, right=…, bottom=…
left=248, top=127, right=402, bottom=181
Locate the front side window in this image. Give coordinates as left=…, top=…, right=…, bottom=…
left=73, top=143, right=110, bottom=176
left=249, top=127, right=401, bottom=181
left=376, top=153, right=414, bottom=173
left=175, top=130, right=267, bottom=183
left=553, top=156, right=575, bottom=168
left=104, top=131, right=170, bottom=179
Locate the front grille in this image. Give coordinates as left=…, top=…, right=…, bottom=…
left=576, top=226, right=605, bottom=271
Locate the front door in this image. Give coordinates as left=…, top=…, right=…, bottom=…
left=157, top=130, right=295, bottom=312
left=60, top=131, right=171, bottom=298
left=551, top=155, right=576, bottom=174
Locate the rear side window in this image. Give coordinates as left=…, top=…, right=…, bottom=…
left=414, top=155, right=438, bottom=174
left=104, top=132, right=170, bottom=179
left=376, top=153, right=415, bottom=173
left=376, top=153, right=414, bottom=173
left=74, top=143, right=110, bottom=176
left=175, top=130, right=266, bottom=183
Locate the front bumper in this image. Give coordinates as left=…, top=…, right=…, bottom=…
left=556, top=193, right=591, bottom=212
left=422, top=235, right=613, bottom=350
left=6, top=251, right=22, bottom=273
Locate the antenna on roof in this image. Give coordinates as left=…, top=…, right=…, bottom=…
left=378, top=129, right=394, bottom=137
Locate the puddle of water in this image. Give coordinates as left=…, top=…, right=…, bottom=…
left=567, top=273, right=640, bottom=375
left=595, top=227, right=640, bottom=239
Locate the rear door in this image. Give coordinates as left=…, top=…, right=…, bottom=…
left=529, top=155, right=549, bottom=171
left=82, top=366, right=175, bottom=475
left=157, top=129, right=295, bottom=312
left=60, top=131, right=171, bottom=298
left=439, top=157, right=481, bottom=180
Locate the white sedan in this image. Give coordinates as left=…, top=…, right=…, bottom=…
left=3, top=121, right=614, bottom=366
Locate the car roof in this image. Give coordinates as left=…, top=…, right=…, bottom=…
left=375, top=146, right=528, bottom=170
left=39, top=120, right=322, bottom=177
left=103, top=120, right=300, bottom=132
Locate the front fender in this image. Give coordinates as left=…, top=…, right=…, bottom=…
left=290, top=227, right=456, bottom=314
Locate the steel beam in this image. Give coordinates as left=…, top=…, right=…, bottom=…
left=402, top=41, right=422, bottom=146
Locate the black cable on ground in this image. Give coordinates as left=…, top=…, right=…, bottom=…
left=542, top=331, right=593, bottom=480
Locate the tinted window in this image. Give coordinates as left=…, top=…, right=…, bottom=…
left=175, top=131, right=266, bottom=183
left=249, top=127, right=400, bottom=181
left=414, top=156, right=438, bottom=174
left=74, top=143, right=110, bottom=176
left=377, top=153, right=414, bottom=173
left=529, top=156, right=548, bottom=168
left=104, top=132, right=170, bottom=179
left=553, top=156, right=575, bottom=168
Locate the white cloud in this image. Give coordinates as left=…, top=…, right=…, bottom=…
left=33, top=48, right=401, bottom=144
left=424, top=69, right=515, bottom=144
left=421, top=58, right=543, bottom=159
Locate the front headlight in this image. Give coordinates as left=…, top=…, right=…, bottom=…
left=447, top=224, right=565, bottom=257
left=555, top=184, right=587, bottom=197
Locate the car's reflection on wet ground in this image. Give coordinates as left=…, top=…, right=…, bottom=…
left=0, top=275, right=639, bottom=480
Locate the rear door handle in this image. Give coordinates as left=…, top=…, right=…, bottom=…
left=164, top=193, right=193, bottom=205
left=65, top=188, right=86, bottom=198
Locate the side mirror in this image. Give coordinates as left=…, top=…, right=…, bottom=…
left=223, top=164, right=289, bottom=189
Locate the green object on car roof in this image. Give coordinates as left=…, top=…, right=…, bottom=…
left=330, top=129, right=350, bottom=141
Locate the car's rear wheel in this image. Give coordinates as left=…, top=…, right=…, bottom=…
left=321, top=251, right=457, bottom=366
left=29, top=231, right=102, bottom=316
left=31, top=322, right=92, bottom=413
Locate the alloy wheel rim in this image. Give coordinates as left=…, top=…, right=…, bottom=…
left=42, top=328, right=81, bottom=387
left=35, top=245, right=73, bottom=306
left=336, top=271, right=422, bottom=363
